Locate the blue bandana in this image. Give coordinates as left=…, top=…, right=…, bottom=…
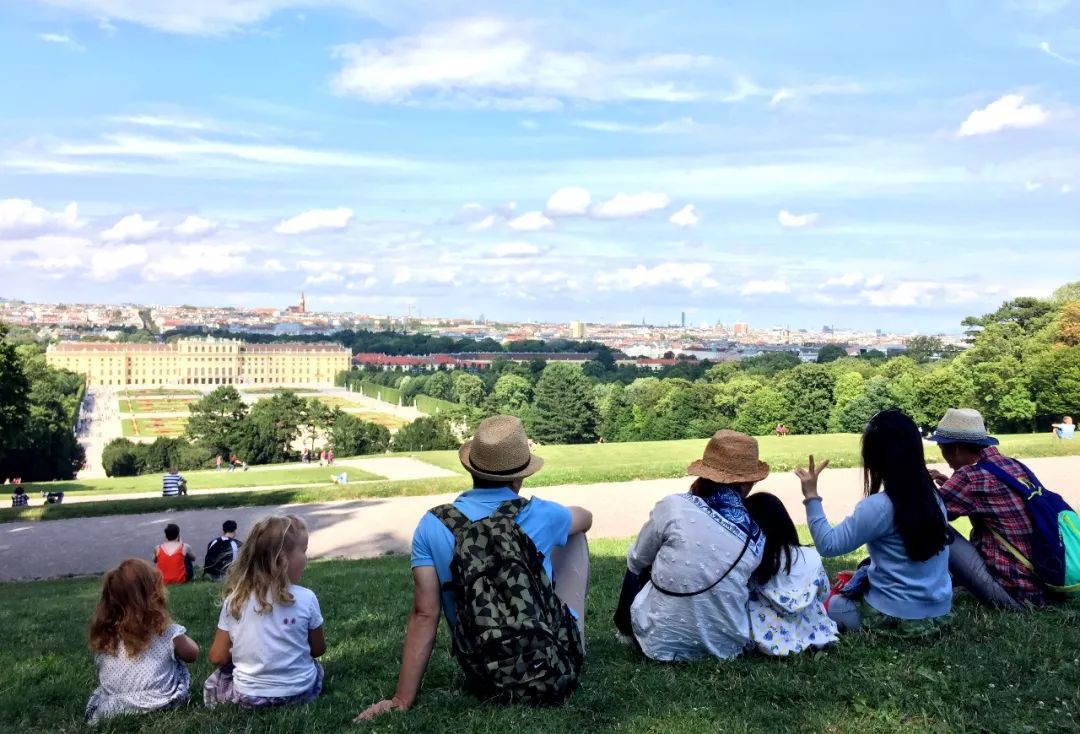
left=697, top=484, right=761, bottom=542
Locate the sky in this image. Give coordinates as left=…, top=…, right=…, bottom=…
left=0, top=0, right=1078, bottom=333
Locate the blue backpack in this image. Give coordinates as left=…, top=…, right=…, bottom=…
left=978, top=459, right=1080, bottom=595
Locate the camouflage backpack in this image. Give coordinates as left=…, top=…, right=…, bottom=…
left=431, top=498, right=584, bottom=705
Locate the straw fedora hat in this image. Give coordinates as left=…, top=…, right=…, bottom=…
left=459, top=415, right=544, bottom=482
left=687, top=430, right=769, bottom=485
left=927, top=408, right=999, bottom=447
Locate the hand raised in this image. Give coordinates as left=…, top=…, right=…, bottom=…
left=928, top=469, right=949, bottom=487
left=793, top=455, right=830, bottom=499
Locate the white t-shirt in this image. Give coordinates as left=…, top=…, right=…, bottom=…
left=217, top=584, right=324, bottom=698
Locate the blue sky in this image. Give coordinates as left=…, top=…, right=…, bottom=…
left=0, top=0, right=1078, bottom=332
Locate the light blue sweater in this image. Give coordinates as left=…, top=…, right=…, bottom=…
left=805, top=493, right=951, bottom=620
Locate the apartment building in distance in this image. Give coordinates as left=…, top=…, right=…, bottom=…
left=46, top=337, right=351, bottom=387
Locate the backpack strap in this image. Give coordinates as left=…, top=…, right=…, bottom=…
left=977, top=459, right=1045, bottom=500
left=430, top=503, right=471, bottom=537
left=491, top=498, right=530, bottom=523
left=652, top=530, right=753, bottom=598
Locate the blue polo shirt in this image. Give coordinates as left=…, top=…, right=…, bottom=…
left=411, top=487, right=573, bottom=626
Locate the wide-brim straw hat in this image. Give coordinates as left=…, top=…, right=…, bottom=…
left=687, top=429, right=770, bottom=485
left=459, top=415, right=544, bottom=482
left=927, top=408, right=999, bottom=447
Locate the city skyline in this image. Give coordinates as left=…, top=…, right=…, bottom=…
left=1, top=1, right=1078, bottom=331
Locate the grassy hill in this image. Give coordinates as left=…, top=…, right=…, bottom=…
left=2, top=539, right=1078, bottom=733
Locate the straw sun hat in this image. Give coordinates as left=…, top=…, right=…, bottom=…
left=458, top=415, right=544, bottom=482
left=687, top=430, right=770, bottom=485
left=927, top=408, right=999, bottom=447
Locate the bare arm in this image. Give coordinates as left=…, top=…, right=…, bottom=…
left=355, top=567, right=441, bottom=721
left=173, top=634, right=199, bottom=664
left=183, top=543, right=196, bottom=561
left=207, top=629, right=232, bottom=667
left=308, top=626, right=326, bottom=658
left=568, top=506, right=593, bottom=535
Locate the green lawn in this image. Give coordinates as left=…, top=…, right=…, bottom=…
left=21, top=465, right=384, bottom=497
left=121, top=417, right=189, bottom=438
left=412, top=432, right=1080, bottom=488
left=2, top=539, right=1078, bottom=733
left=119, top=389, right=199, bottom=397
left=119, top=398, right=194, bottom=414
left=344, top=410, right=410, bottom=430
left=242, top=387, right=321, bottom=394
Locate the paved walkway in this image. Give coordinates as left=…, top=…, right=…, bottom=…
left=57, top=458, right=459, bottom=505
left=4, top=456, right=1079, bottom=582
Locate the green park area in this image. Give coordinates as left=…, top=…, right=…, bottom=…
left=3, top=539, right=1079, bottom=733
left=242, top=387, right=321, bottom=394
left=119, top=388, right=199, bottom=397
left=119, top=398, right=194, bottom=414
left=121, top=417, right=189, bottom=438
left=343, top=409, right=410, bottom=430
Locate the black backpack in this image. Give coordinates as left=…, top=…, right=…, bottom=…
left=203, top=537, right=240, bottom=580
left=431, top=498, right=584, bottom=705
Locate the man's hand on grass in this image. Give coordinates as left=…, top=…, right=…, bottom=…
left=355, top=697, right=404, bottom=722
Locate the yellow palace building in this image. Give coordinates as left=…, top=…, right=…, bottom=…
left=46, top=337, right=351, bottom=387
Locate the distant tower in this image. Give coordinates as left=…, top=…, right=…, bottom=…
left=299, top=292, right=306, bottom=314
left=681, top=311, right=686, bottom=328
left=570, top=320, right=586, bottom=339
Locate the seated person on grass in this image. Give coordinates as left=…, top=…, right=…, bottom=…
left=1052, top=416, right=1075, bottom=440
left=154, top=524, right=196, bottom=585
left=928, top=408, right=1052, bottom=609
left=162, top=467, right=187, bottom=497
left=798, top=410, right=953, bottom=638
left=357, top=415, right=592, bottom=721
left=204, top=520, right=243, bottom=582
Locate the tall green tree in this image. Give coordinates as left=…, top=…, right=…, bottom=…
left=391, top=416, right=459, bottom=451
left=779, top=363, right=836, bottom=434
left=828, top=372, right=866, bottom=432
left=905, top=336, right=944, bottom=364
left=451, top=371, right=486, bottom=407
left=235, top=391, right=308, bottom=463
left=185, top=386, right=248, bottom=457
left=732, top=386, right=788, bottom=436
left=816, top=344, right=847, bottom=364
left=330, top=413, right=391, bottom=456
left=530, top=363, right=597, bottom=444
left=424, top=371, right=454, bottom=401
left=912, top=366, right=975, bottom=428
left=1029, top=346, right=1080, bottom=423
left=491, top=373, right=533, bottom=414
left=0, top=324, right=30, bottom=468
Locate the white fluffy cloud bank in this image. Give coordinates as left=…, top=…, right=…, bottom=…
left=958, top=94, right=1049, bottom=137
left=507, top=211, right=553, bottom=232
left=668, top=204, right=700, bottom=228
left=101, top=213, right=160, bottom=243
left=778, top=209, right=821, bottom=229
left=275, top=207, right=353, bottom=235
left=0, top=199, right=82, bottom=237
left=545, top=186, right=592, bottom=217
left=174, top=214, right=217, bottom=237
left=591, top=192, right=671, bottom=219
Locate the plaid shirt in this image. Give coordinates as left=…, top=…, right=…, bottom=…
left=937, top=447, right=1045, bottom=606
left=11, top=492, right=28, bottom=507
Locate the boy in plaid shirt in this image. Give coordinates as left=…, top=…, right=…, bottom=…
left=928, top=409, right=1045, bottom=608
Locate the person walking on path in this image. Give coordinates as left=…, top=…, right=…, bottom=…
left=798, top=409, right=953, bottom=637
left=357, top=415, right=592, bottom=721
left=928, top=408, right=1045, bottom=609
left=613, top=430, right=766, bottom=662
left=162, top=467, right=187, bottom=498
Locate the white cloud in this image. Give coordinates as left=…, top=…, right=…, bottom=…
left=101, top=213, right=160, bottom=242
left=769, top=81, right=863, bottom=105
left=574, top=117, right=700, bottom=135
left=741, top=279, right=790, bottom=296
left=958, top=94, right=1049, bottom=137
left=32, top=0, right=317, bottom=35
left=304, top=271, right=345, bottom=286
left=0, top=199, right=82, bottom=236
left=545, top=186, right=592, bottom=217
left=262, top=258, right=288, bottom=272
left=668, top=204, right=700, bottom=228
left=113, top=114, right=210, bottom=130
left=596, top=262, right=718, bottom=291
left=468, top=214, right=497, bottom=232
left=275, top=207, right=353, bottom=235
left=1039, top=41, right=1079, bottom=65
left=174, top=214, right=217, bottom=237
left=90, top=245, right=148, bottom=280
left=591, top=192, right=671, bottom=219
left=1063, top=183, right=1075, bottom=194
left=332, top=18, right=717, bottom=108
left=778, top=209, right=821, bottom=228
left=392, top=265, right=459, bottom=286
left=490, top=242, right=540, bottom=258
left=39, top=32, right=75, bottom=44
left=143, top=243, right=247, bottom=280
left=1025, top=180, right=1043, bottom=191
left=507, top=211, right=553, bottom=232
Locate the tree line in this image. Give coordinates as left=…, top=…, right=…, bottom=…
left=0, top=325, right=85, bottom=481
left=342, top=284, right=1080, bottom=446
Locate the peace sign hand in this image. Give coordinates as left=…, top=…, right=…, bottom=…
left=794, top=455, right=830, bottom=500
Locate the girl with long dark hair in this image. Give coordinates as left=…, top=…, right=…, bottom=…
left=796, top=409, right=953, bottom=637
left=744, top=492, right=838, bottom=656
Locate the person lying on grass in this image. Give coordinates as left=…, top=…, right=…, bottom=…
left=85, top=559, right=199, bottom=725
left=743, top=492, right=838, bottom=656
left=613, top=430, right=766, bottom=662
left=356, top=415, right=593, bottom=721
left=205, top=515, right=327, bottom=709
left=797, top=409, right=953, bottom=638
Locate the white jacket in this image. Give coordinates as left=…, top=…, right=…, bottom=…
left=627, top=493, right=763, bottom=662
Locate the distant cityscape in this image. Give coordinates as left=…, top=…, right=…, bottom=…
left=1, top=293, right=968, bottom=363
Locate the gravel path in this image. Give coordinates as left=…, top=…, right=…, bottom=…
left=4, top=456, right=1078, bottom=582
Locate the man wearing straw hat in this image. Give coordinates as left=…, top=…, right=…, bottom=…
left=928, top=408, right=1041, bottom=608
left=357, top=415, right=593, bottom=721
